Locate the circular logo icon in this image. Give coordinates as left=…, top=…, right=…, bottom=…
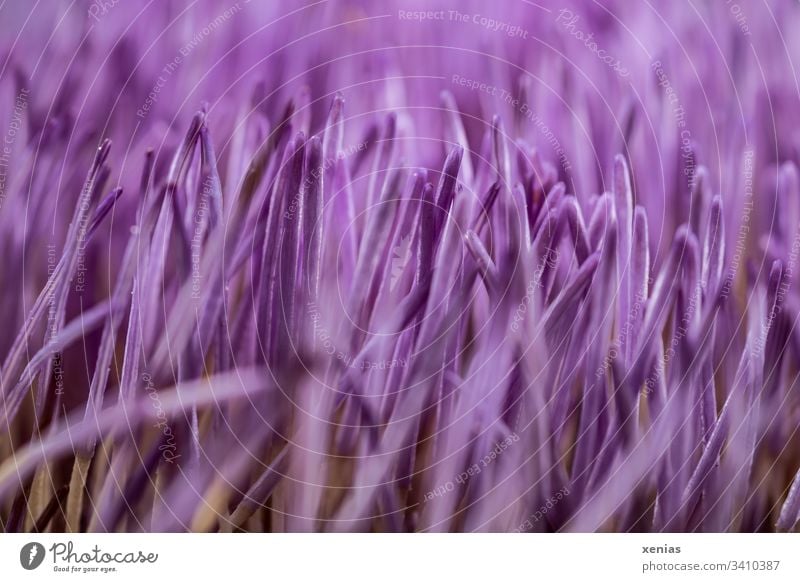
left=19, top=542, right=46, bottom=570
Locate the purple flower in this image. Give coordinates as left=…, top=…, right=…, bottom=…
left=0, top=0, right=799, bottom=533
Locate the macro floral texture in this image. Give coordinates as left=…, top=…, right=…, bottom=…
left=1, top=0, right=800, bottom=533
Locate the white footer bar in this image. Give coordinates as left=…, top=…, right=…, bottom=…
left=1, top=534, right=798, bottom=580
